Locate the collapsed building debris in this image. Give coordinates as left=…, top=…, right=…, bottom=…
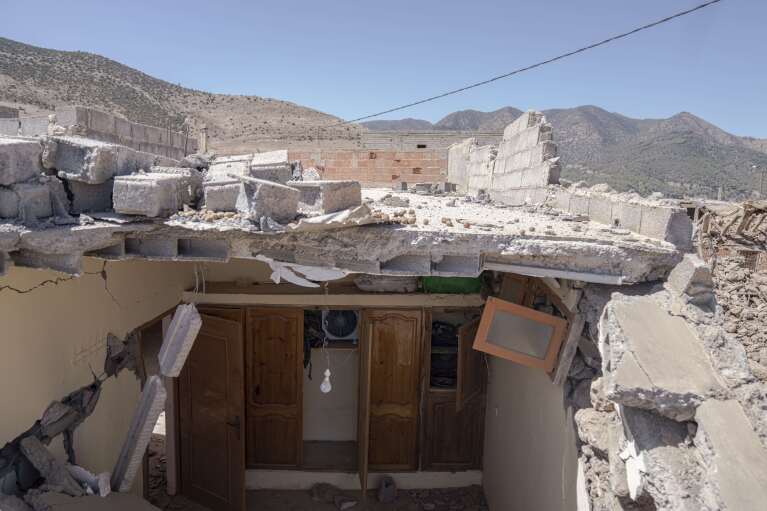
left=111, top=376, right=166, bottom=493
left=3, top=108, right=767, bottom=511
left=19, top=437, right=85, bottom=498
left=157, top=304, right=202, bottom=378
left=0, top=324, right=162, bottom=507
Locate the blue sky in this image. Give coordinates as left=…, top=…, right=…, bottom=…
left=3, top=0, right=766, bottom=137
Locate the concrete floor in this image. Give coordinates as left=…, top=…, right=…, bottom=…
left=148, top=433, right=488, bottom=511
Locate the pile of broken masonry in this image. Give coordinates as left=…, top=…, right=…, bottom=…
left=0, top=304, right=201, bottom=511
left=0, top=129, right=682, bottom=284
left=2, top=113, right=767, bottom=511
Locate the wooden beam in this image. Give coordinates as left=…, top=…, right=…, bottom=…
left=181, top=291, right=484, bottom=308
left=483, top=262, right=625, bottom=285
left=552, top=313, right=586, bottom=386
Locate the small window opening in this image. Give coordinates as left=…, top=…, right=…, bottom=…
left=417, top=144, right=427, bottom=149
left=412, top=168, right=422, bottom=175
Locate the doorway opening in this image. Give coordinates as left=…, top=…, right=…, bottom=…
left=301, top=309, right=360, bottom=472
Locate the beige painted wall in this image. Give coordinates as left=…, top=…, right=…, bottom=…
left=482, top=358, right=578, bottom=511
left=201, top=258, right=273, bottom=283
left=0, top=258, right=193, bottom=494
left=302, top=349, right=358, bottom=441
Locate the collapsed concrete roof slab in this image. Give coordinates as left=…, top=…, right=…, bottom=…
left=694, top=399, right=767, bottom=511
left=0, top=191, right=681, bottom=281
left=601, top=294, right=726, bottom=421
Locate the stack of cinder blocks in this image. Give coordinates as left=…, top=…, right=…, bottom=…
left=113, top=166, right=201, bottom=217
left=492, top=111, right=558, bottom=193
left=46, top=136, right=178, bottom=214
left=448, top=111, right=559, bottom=200
left=0, top=137, right=56, bottom=221
left=203, top=150, right=361, bottom=223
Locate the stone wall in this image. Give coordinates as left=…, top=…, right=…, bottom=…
left=288, top=149, right=446, bottom=187
left=0, top=106, right=196, bottom=160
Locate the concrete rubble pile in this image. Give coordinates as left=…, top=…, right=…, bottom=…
left=5, top=109, right=767, bottom=510
left=690, top=198, right=767, bottom=380
left=566, top=253, right=767, bottom=511
left=0, top=121, right=687, bottom=286
left=0, top=305, right=201, bottom=510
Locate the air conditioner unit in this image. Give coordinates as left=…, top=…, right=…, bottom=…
left=322, top=310, right=359, bottom=341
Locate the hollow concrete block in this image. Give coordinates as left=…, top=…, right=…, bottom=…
left=235, top=176, right=299, bottom=223
left=111, top=375, right=166, bottom=492
left=158, top=304, right=202, bottom=378
left=290, top=180, right=362, bottom=214
left=67, top=179, right=114, bottom=213
left=203, top=179, right=242, bottom=212
left=11, top=250, right=83, bottom=275
left=0, top=136, right=43, bottom=186
left=113, top=173, right=185, bottom=217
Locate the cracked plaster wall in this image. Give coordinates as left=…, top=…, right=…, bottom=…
left=0, top=258, right=194, bottom=496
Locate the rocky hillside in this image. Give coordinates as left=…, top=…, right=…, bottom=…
left=365, top=105, right=767, bottom=199
left=0, top=37, right=361, bottom=152
left=3, top=36, right=766, bottom=199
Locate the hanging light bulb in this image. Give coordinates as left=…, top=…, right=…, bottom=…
left=320, top=368, right=332, bottom=393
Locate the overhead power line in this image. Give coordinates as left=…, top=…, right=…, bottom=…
left=325, top=0, right=723, bottom=128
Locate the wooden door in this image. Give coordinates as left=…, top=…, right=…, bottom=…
left=456, top=320, right=483, bottom=411
left=422, top=317, right=485, bottom=471
left=245, top=308, right=303, bottom=468
left=422, top=390, right=484, bottom=470
left=357, top=318, right=372, bottom=498
left=179, top=314, right=245, bottom=511
left=365, top=309, right=423, bottom=471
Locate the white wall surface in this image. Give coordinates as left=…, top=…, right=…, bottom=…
left=482, top=358, right=578, bottom=511
left=302, top=349, right=358, bottom=441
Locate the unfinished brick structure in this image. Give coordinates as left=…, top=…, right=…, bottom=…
left=1, top=110, right=766, bottom=511
left=288, top=149, right=446, bottom=187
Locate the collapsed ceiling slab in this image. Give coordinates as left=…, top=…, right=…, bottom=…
left=0, top=203, right=680, bottom=284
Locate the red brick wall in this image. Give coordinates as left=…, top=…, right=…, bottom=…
left=289, top=149, right=446, bottom=187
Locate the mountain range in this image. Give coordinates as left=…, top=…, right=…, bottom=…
left=1, top=36, right=765, bottom=199
left=363, top=107, right=767, bottom=199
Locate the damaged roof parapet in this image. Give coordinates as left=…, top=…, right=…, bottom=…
left=446, top=110, right=693, bottom=250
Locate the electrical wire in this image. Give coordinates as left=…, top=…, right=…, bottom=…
left=323, top=0, right=723, bottom=128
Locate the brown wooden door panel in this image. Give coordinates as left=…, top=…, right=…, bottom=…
left=247, top=414, right=300, bottom=467
left=179, top=314, right=245, bottom=511
left=369, top=414, right=419, bottom=469
left=245, top=308, right=303, bottom=468
left=456, top=319, right=483, bottom=411
left=365, top=309, right=422, bottom=471
left=422, top=390, right=484, bottom=470
left=357, top=318, right=372, bottom=497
